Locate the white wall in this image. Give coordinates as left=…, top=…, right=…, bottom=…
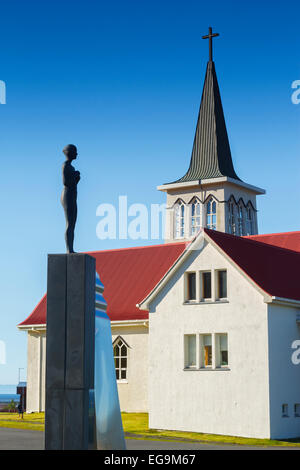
left=148, top=241, right=271, bottom=438
left=112, top=325, right=148, bottom=413
left=267, top=304, right=300, bottom=439
left=26, top=331, right=46, bottom=413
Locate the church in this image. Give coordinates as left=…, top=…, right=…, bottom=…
left=18, top=30, right=300, bottom=440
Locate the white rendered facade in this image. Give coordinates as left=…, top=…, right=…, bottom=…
left=140, top=234, right=300, bottom=439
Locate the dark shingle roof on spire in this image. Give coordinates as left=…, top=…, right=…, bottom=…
left=168, top=61, right=240, bottom=184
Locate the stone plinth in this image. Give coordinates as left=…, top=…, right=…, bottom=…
left=45, top=254, right=96, bottom=450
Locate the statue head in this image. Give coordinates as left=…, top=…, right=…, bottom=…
left=63, top=144, right=78, bottom=161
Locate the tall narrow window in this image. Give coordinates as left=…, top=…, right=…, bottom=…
left=206, top=199, right=217, bottom=230
left=174, top=201, right=185, bottom=239
left=228, top=200, right=236, bottom=235
left=185, top=335, right=196, bottom=368
left=294, top=404, right=300, bottom=418
left=191, top=199, right=201, bottom=236
left=217, top=270, right=227, bottom=299
left=113, top=338, right=128, bottom=380
left=219, top=334, right=228, bottom=367
left=237, top=204, right=244, bottom=236
left=246, top=206, right=254, bottom=235
left=282, top=404, right=289, bottom=418
left=203, top=335, right=212, bottom=367
left=202, top=272, right=212, bottom=300
left=186, top=272, right=196, bottom=301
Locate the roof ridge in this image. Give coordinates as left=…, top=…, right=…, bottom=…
left=205, top=228, right=300, bottom=257
left=245, top=230, right=300, bottom=238
left=86, top=241, right=189, bottom=255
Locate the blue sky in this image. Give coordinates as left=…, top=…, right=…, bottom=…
left=0, top=0, right=299, bottom=384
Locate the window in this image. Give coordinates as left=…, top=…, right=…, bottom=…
left=295, top=404, right=300, bottom=418
left=282, top=404, right=289, bottom=418
left=113, top=337, right=128, bottom=380
left=206, top=199, right=217, bottom=230
left=237, top=204, right=244, bottom=236
left=191, top=199, right=201, bottom=236
left=246, top=206, right=254, bottom=235
left=174, top=201, right=185, bottom=239
left=228, top=200, right=236, bottom=235
left=202, top=272, right=212, bottom=300
left=203, top=335, right=212, bottom=367
left=185, top=333, right=230, bottom=371
left=217, top=270, right=227, bottom=299
left=185, top=335, right=196, bottom=368
left=219, top=334, right=228, bottom=367
left=186, top=272, right=196, bottom=301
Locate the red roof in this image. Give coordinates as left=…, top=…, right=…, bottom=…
left=245, top=231, right=300, bottom=253
left=19, top=242, right=188, bottom=327
left=205, top=229, right=300, bottom=301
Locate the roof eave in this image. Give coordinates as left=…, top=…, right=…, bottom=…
left=158, top=177, right=266, bottom=195
left=266, top=296, right=300, bottom=308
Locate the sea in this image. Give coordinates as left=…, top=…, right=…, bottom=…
left=0, top=385, right=20, bottom=405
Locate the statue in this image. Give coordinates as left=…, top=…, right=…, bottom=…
left=61, top=144, right=80, bottom=253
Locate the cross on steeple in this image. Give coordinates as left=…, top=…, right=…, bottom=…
left=202, top=27, right=219, bottom=62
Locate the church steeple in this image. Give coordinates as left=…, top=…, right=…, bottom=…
left=158, top=28, right=265, bottom=242
left=169, top=28, right=240, bottom=184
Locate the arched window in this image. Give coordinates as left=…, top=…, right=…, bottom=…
left=228, top=199, right=236, bottom=235
left=174, top=201, right=185, bottom=239
left=190, top=199, right=201, bottom=236
left=113, top=337, right=128, bottom=380
left=237, top=204, right=244, bottom=236
left=206, top=199, right=217, bottom=230
left=246, top=206, right=254, bottom=235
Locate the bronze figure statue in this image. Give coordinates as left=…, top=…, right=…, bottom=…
left=61, top=144, right=80, bottom=253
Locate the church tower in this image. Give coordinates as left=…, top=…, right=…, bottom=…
left=158, top=28, right=265, bottom=242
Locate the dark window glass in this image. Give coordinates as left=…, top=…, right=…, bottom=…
left=218, top=271, right=227, bottom=298
left=187, top=273, right=196, bottom=300
left=202, top=272, right=211, bottom=299
left=221, top=351, right=228, bottom=366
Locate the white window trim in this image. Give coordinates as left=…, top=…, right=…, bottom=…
left=184, top=333, right=230, bottom=371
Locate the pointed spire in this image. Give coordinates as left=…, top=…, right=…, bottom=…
left=168, top=34, right=240, bottom=184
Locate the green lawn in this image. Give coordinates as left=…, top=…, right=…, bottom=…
left=1, top=411, right=300, bottom=447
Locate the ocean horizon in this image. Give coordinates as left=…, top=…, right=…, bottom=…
left=0, top=394, right=20, bottom=404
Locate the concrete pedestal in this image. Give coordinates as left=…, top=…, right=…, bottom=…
left=45, top=254, right=96, bottom=450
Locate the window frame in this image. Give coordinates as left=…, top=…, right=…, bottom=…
left=190, top=198, right=201, bottom=236
left=185, top=272, right=197, bottom=302
left=216, top=270, right=228, bottom=301
left=113, top=337, right=129, bottom=382
left=282, top=404, right=289, bottom=418
left=228, top=199, right=236, bottom=235
left=201, top=271, right=212, bottom=301
left=206, top=198, right=217, bottom=230
left=174, top=201, right=185, bottom=239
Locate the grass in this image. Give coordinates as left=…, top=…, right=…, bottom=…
left=0, top=412, right=44, bottom=431
left=0, top=411, right=300, bottom=447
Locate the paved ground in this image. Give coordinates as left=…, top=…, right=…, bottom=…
left=0, top=428, right=299, bottom=451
